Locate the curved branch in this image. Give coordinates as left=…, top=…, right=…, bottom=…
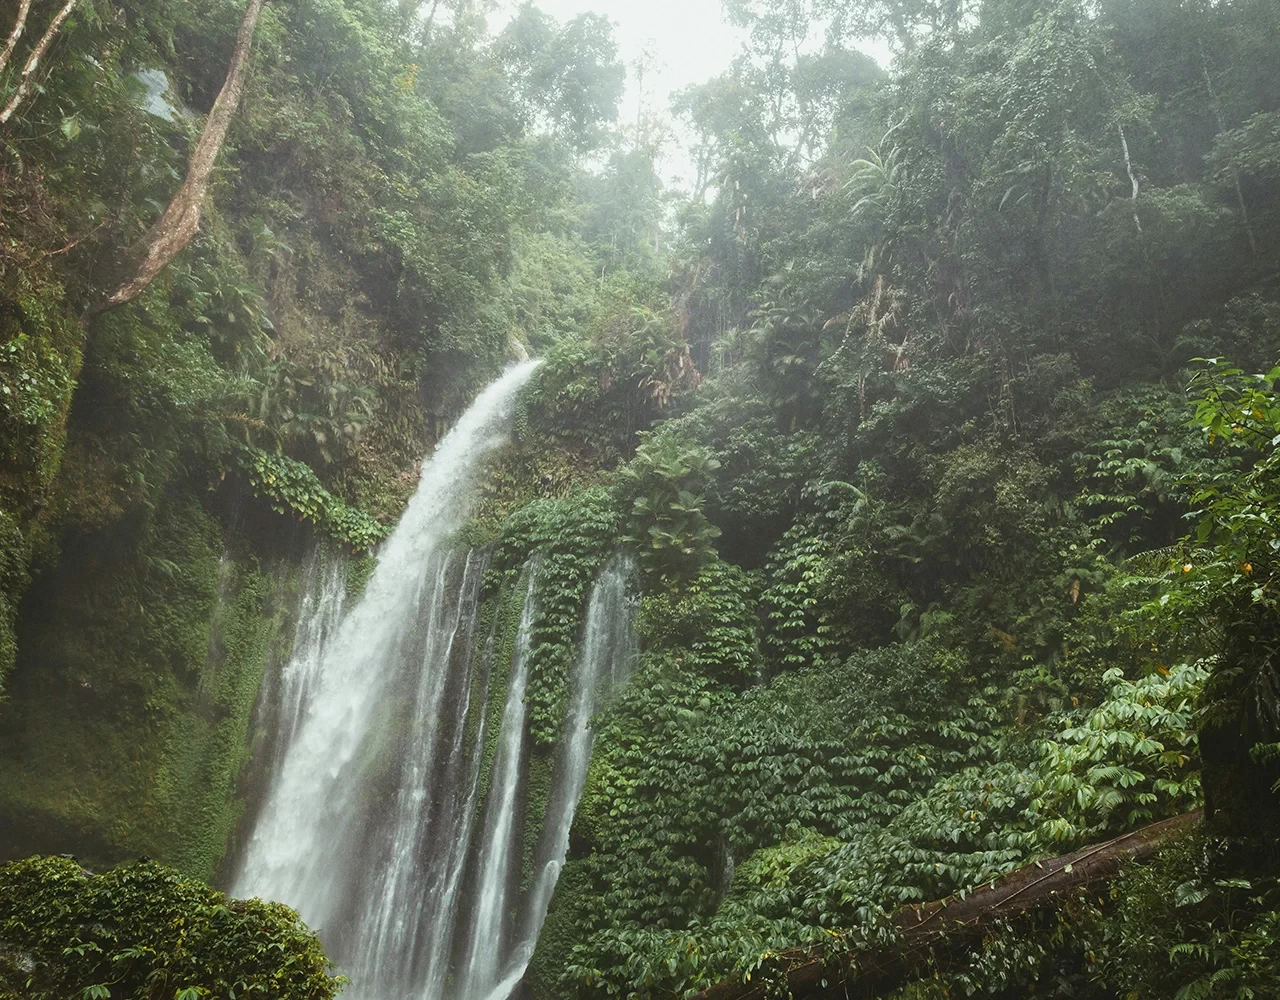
left=99, top=0, right=268, bottom=312
left=1118, top=123, right=1142, bottom=235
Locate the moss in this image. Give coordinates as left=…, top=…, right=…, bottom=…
left=526, top=857, right=594, bottom=1000
left=162, top=557, right=287, bottom=879
left=0, top=278, right=84, bottom=691
left=459, top=592, right=499, bottom=776
left=466, top=441, right=609, bottom=548
left=0, top=491, right=289, bottom=880
left=344, top=552, right=378, bottom=603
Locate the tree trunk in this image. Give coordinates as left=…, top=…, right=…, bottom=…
left=1201, top=55, right=1258, bottom=257
left=1118, top=123, right=1143, bottom=235
left=0, top=0, right=79, bottom=126
left=0, top=0, right=35, bottom=77
left=695, top=810, right=1202, bottom=1000
left=98, top=0, right=268, bottom=312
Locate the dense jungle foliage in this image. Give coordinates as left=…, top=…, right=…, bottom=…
left=2, top=0, right=1280, bottom=997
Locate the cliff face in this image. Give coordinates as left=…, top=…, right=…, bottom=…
left=0, top=495, right=300, bottom=878
left=0, top=0, right=618, bottom=875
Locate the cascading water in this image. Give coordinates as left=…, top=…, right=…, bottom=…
left=479, top=555, right=637, bottom=1000
left=456, top=569, right=539, bottom=1000
left=232, top=362, right=637, bottom=1000
left=256, top=551, right=349, bottom=772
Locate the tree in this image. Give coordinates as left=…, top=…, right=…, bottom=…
left=0, top=0, right=271, bottom=315
left=494, top=3, right=625, bottom=152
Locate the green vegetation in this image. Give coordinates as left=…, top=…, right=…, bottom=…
left=509, top=0, right=1280, bottom=996
left=0, top=856, right=341, bottom=999
left=0, top=494, right=288, bottom=879
left=1, top=0, right=1279, bottom=995
left=0, top=0, right=630, bottom=882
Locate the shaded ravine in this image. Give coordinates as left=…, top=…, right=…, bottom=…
left=231, top=363, right=636, bottom=1000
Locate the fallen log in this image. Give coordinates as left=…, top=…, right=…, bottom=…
left=695, top=810, right=1202, bottom=1000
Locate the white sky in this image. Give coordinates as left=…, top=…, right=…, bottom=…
left=491, top=0, right=746, bottom=188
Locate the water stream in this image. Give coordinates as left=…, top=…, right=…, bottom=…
left=232, top=362, right=635, bottom=1000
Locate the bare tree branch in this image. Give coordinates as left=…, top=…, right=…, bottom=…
left=99, top=0, right=268, bottom=312
left=0, top=0, right=80, bottom=126
left=1201, top=55, right=1259, bottom=257
left=0, top=0, right=35, bottom=78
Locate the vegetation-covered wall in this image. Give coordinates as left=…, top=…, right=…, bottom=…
left=2, top=0, right=1279, bottom=997
left=0, top=0, right=630, bottom=875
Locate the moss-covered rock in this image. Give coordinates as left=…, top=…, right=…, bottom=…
left=0, top=492, right=292, bottom=880
left=0, top=277, right=84, bottom=690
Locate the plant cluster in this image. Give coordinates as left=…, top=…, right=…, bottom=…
left=236, top=446, right=388, bottom=552
left=491, top=486, right=621, bottom=746
left=0, top=856, right=341, bottom=1000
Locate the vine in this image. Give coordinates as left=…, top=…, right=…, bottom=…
left=236, top=446, right=389, bottom=552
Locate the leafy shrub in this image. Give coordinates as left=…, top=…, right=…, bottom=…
left=619, top=428, right=721, bottom=584
left=1032, top=662, right=1207, bottom=845
left=0, top=857, right=341, bottom=1000
left=635, top=557, right=761, bottom=687
left=1097, top=836, right=1280, bottom=1000
left=236, top=445, right=388, bottom=551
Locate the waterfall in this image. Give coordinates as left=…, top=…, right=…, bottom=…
left=231, top=362, right=637, bottom=1000
left=482, top=555, right=637, bottom=1000
left=262, top=552, right=349, bottom=770
left=526, top=557, right=636, bottom=945
left=456, top=570, right=538, bottom=1000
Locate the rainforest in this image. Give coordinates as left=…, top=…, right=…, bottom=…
left=0, top=0, right=1278, bottom=997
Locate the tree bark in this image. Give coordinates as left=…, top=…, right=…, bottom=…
left=695, top=810, right=1202, bottom=1000
left=1118, top=123, right=1143, bottom=235
left=99, top=0, right=268, bottom=312
left=0, top=0, right=79, bottom=126
left=0, top=0, right=35, bottom=78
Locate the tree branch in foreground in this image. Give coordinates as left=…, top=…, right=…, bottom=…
left=0, top=0, right=35, bottom=78
left=0, top=0, right=79, bottom=126
left=695, top=810, right=1203, bottom=1000
left=99, top=0, right=267, bottom=312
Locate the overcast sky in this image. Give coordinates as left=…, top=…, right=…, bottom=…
left=489, top=0, right=745, bottom=188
